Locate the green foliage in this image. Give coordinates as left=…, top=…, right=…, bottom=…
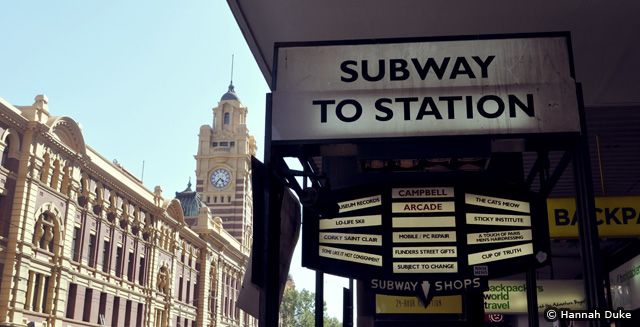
left=324, top=316, right=342, bottom=327
left=280, top=286, right=343, bottom=327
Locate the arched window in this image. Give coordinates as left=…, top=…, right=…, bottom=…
left=1, top=130, right=20, bottom=171
left=223, top=112, right=230, bottom=125
left=1, top=140, right=9, bottom=168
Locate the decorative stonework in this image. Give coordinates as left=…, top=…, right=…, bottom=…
left=156, top=264, right=170, bottom=295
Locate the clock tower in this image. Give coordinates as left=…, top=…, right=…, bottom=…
left=195, top=83, right=257, bottom=251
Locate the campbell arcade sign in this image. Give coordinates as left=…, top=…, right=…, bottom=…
left=301, top=183, right=551, bottom=281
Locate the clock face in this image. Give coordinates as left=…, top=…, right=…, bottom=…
left=210, top=168, right=231, bottom=189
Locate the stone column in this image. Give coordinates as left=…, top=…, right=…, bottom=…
left=196, top=251, right=210, bottom=327
left=23, top=271, right=35, bottom=310
left=0, top=127, right=38, bottom=324
left=105, top=294, right=114, bottom=326
left=73, top=285, right=85, bottom=321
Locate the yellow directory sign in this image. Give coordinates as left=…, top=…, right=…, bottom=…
left=375, top=294, right=462, bottom=314
left=547, top=196, right=640, bottom=238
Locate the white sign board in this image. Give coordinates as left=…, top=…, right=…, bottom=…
left=338, top=195, right=382, bottom=213
left=393, top=261, right=458, bottom=274
left=319, top=214, right=382, bottom=230
left=465, top=194, right=530, bottom=213
left=319, top=245, right=382, bottom=266
left=466, top=213, right=531, bottom=227
left=392, top=187, right=454, bottom=199
left=467, top=229, right=533, bottom=245
left=272, top=37, right=579, bottom=141
left=393, top=231, right=457, bottom=243
left=319, top=232, right=382, bottom=246
left=609, top=253, right=640, bottom=310
left=468, top=243, right=533, bottom=265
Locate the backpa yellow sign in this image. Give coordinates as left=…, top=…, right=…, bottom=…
left=547, top=196, right=640, bottom=238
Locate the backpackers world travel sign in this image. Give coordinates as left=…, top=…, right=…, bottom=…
left=272, top=35, right=579, bottom=141
left=301, top=184, right=550, bottom=280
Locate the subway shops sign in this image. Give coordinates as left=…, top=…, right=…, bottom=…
left=272, top=35, right=579, bottom=141
left=301, top=183, right=551, bottom=281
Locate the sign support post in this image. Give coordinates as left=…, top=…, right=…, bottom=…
left=526, top=151, right=547, bottom=327
left=315, top=271, right=324, bottom=327
left=573, top=84, right=607, bottom=327
left=259, top=94, right=283, bottom=327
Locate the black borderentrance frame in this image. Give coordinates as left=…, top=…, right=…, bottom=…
left=255, top=32, right=607, bottom=327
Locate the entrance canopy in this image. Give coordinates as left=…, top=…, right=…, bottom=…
left=226, top=0, right=640, bottom=107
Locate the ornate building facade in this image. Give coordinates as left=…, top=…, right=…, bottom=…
left=0, top=93, right=256, bottom=327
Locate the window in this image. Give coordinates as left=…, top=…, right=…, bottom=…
left=211, top=142, right=218, bottom=147
left=124, top=300, right=132, bottom=323
left=138, top=256, right=146, bottom=285
left=112, top=297, right=120, bottom=325
left=102, top=240, right=110, bottom=272
left=186, top=280, right=191, bottom=304
left=213, top=197, right=217, bottom=203
left=178, top=277, right=183, bottom=301
left=230, top=141, right=235, bottom=147
left=98, top=292, right=107, bottom=324
left=206, top=196, right=210, bottom=203
left=66, top=283, right=77, bottom=318
left=127, top=251, right=135, bottom=282
left=83, top=288, right=93, bottom=322
left=1, top=140, right=9, bottom=168
left=115, top=246, right=123, bottom=277
left=71, top=226, right=81, bottom=261
left=223, top=113, right=230, bottom=125
left=193, top=282, right=199, bottom=306
left=88, top=233, right=97, bottom=267
left=220, top=141, right=229, bottom=147
left=136, top=303, right=144, bottom=325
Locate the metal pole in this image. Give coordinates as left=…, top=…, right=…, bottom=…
left=526, top=151, right=547, bottom=327
left=348, top=278, right=354, bottom=327
left=342, top=279, right=353, bottom=327
left=260, top=93, right=282, bottom=327
left=525, top=270, right=539, bottom=327
left=342, top=286, right=353, bottom=327
left=573, top=84, right=607, bottom=327
left=315, top=271, right=324, bottom=327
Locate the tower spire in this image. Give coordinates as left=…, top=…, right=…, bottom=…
left=220, top=54, right=239, bottom=101
left=229, top=54, right=235, bottom=92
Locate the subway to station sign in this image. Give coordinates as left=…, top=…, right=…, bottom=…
left=302, top=184, right=550, bottom=280
left=272, top=35, right=579, bottom=141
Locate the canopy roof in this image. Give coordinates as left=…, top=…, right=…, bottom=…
left=227, top=0, right=640, bottom=107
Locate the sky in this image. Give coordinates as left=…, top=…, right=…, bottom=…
left=0, top=0, right=349, bottom=321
